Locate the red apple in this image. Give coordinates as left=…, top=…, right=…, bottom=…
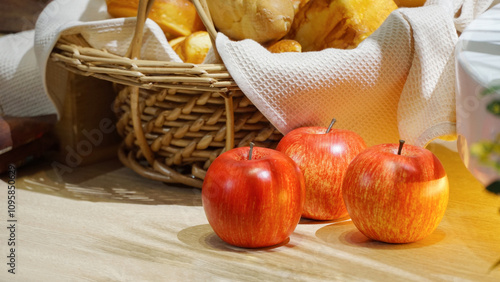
left=342, top=140, right=449, bottom=243
left=276, top=119, right=367, bottom=220
left=202, top=144, right=305, bottom=248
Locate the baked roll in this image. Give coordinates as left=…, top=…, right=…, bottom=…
left=171, top=31, right=212, bottom=64
left=287, top=0, right=398, bottom=51
left=206, top=0, right=295, bottom=44
left=267, top=39, right=302, bottom=53
left=290, top=0, right=311, bottom=14
left=106, top=0, right=206, bottom=40
left=394, top=0, right=426, bottom=7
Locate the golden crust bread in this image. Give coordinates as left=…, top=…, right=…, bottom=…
left=207, top=0, right=295, bottom=44
left=106, top=0, right=205, bottom=40
left=267, top=39, right=302, bottom=53
left=168, top=36, right=186, bottom=50
left=287, top=0, right=398, bottom=51
left=172, top=31, right=212, bottom=64
left=394, top=0, right=426, bottom=7
left=290, top=0, right=311, bottom=14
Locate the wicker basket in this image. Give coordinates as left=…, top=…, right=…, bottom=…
left=49, top=0, right=282, bottom=188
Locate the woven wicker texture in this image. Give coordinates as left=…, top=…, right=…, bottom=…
left=49, top=0, right=282, bottom=188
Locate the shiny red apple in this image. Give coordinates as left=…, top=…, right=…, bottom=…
left=342, top=140, right=449, bottom=243
left=202, top=144, right=305, bottom=248
left=276, top=119, right=367, bottom=220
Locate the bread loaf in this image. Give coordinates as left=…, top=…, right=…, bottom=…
left=267, top=39, right=302, bottom=53
left=168, top=36, right=186, bottom=50
left=290, top=0, right=311, bottom=14
left=394, top=0, right=426, bottom=7
left=171, top=31, right=212, bottom=64
left=106, top=0, right=205, bottom=40
left=206, top=0, right=295, bottom=44
left=287, top=0, right=398, bottom=51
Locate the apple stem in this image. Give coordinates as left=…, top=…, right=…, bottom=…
left=398, top=140, right=405, bottom=155
left=248, top=142, right=254, bottom=160
left=326, top=118, right=337, bottom=134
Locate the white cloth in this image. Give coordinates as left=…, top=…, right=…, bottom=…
left=1, top=0, right=497, bottom=146
left=0, top=30, right=56, bottom=117
left=216, top=0, right=497, bottom=146
left=33, top=0, right=181, bottom=118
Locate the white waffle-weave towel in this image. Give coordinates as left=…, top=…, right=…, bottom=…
left=0, top=30, right=57, bottom=117
left=214, top=0, right=497, bottom=146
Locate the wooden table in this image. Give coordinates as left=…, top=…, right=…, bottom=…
left=1, top=142, right=500, bottom=281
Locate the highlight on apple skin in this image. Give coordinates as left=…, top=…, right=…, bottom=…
left=342, top=141, right=449, bottom=244
left=202, top=145, right=305, bottom=248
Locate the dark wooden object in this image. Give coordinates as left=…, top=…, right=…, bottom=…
left=0, top=0, right=52, bottom=33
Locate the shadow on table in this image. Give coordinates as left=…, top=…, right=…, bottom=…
left=299, top=216, right=352, bottom=225
left=177, top=224, right=293, bottom=253
left=316, top=224, right=446, bottom=250
left=4, top=158, right=202, bottom=206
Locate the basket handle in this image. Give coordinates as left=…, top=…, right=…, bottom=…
left=192, top=0, right=235, bottom=152
left=192, top=0, right=221, bottom=62
left=126, top=0, right=235, bottom=165
left=128, top=0, right=156, bottom=166
left=126, top=0, right=155, bottom=59
left=192, top=0, right=217, bottom=42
